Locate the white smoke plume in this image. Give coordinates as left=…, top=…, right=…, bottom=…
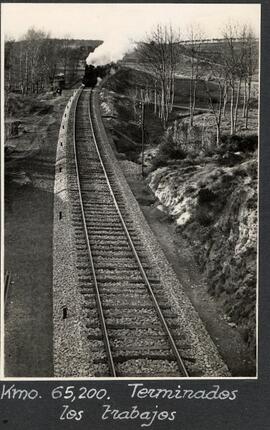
left=86, top=37, right=134, bottom=66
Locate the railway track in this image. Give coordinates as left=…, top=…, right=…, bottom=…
left=68, top=88, right=193, bottom=377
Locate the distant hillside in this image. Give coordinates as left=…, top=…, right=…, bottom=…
left=121, top=38, right=259, bottom=80
left=5, top=38, right=104, bottom=92
left=50, top=38, right=103, bottom=50
left=11, top=38, right=103, bottom=50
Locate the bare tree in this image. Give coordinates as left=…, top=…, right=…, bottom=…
left=241, top=27, right=258, bottom=129
left=4, top=38, right=15, bottom=92
left=204, top=65, right=227, bottom=146
left=4, top=28, right=82, bottom=95
left=186, top=25, right=204, bottom=126
left=137, top=24, right=181, bottom=128
left=42, top=38, right=60, bottom=89
left=23, top=28, right=50, bottom=94
left=59, top=35, right=71, bottom=79
left=222, top=23, right=258, bottom=134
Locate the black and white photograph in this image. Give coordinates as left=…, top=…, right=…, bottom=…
left=3, top=3, right=260, bottom=379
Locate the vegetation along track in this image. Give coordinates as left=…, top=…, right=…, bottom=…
left=68, top=88, right=194, bottom=377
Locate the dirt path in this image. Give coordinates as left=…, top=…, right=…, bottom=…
left=122, top=164, right=256, bottom=377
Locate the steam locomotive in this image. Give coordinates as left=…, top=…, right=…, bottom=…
left=83, top=65, right=98, bottom=87
left=82, top=63, right=114, bottom=88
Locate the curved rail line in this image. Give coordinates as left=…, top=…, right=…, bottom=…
left=73, top=89, right=116, bottom=376
left=71, top=88, right=190, bottom=377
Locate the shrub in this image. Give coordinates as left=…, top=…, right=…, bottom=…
left=161, top=134, right=186, bottom=159
left=220, top=134, right=258, bottom=153
left=152, top=133, right=186, bottom=168
left=151, top=152, right=169, bottom=169
left=196, top=207, right=212, bottom=226
left=198, top=188, right=217, bottom=204
left=248, top=97, right=258, bottom=109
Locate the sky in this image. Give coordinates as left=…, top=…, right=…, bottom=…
left=2, top=3, right=260, bottom=41
left=2, top=3, right=260, bottom=65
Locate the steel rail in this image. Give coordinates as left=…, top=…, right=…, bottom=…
left=88, top=89, right=189, bottom=377
left=4, top=271, right=11, bottom=305
left=73, top=88, right=117, bottom=377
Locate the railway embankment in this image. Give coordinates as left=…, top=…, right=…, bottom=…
left=53, top=88, right=94, bottom=376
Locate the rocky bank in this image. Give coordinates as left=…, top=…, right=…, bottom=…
left=148, top=156, right=257, bottom=355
